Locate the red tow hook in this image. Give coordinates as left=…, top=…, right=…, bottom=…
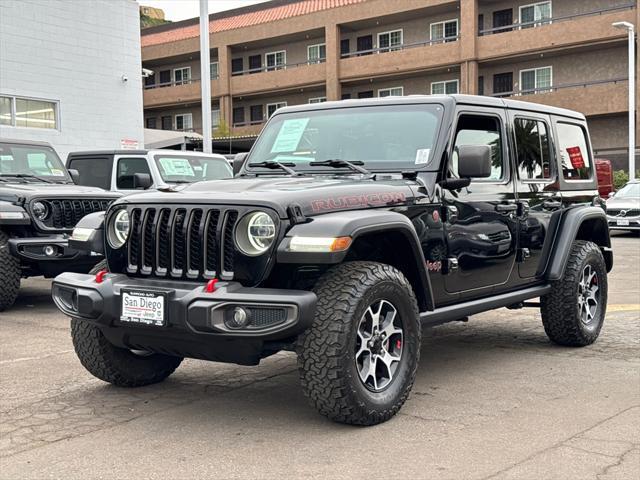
left=205, top=278, right=218, bottom=293
left=95, top=269, right=108, bottom=284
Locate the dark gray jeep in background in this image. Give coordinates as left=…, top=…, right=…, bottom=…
left=0, top=139, right=118, bottom=311
left=52, top=95, right=612, bottom=425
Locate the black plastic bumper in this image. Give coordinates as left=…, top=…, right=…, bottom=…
left=51, top=272, right=317, bottom=365
left=9, top=235, right=102, bottom=262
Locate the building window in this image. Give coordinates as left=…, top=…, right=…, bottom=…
left=307, top=43, right=326, bottom=64
left=0, top=95, right=59, bottom=129
left=557, top=122, right=592, bottom=181
left=478, top=76, right=484, bottom=95
left=341, top=93, right=352, bottom=100
left=358, top=90, right=374, bottom=99
left=145, top=117, right=157, bottom=129
left=174, top=113, right=193, bottom=131
left=378, top=87, right=403, bottom=97
left=430, top=19, right=458, bottom=43
left=308, top=97, right=327, bottom=104
left=519, top=66, right=552, bottom=94
left=173, top=67, right=191, bottom=86
left=265, top=51, right=286, bottom=71
left=249, top=55, right=262, bottom=73
left=250, top=105, right=263, bottom=123
left=514, top=118, right=552, bottom=180
left=212, top=109, right=220, bottom=129
left=231, top=58, right=244, bottom=76
left=377, top=30, right=403, bottom=52
left=144, top=73, right=156, bottom=88
left=159, top=70, right=171, bottom=86
left=161, top=116, right=172, bottom=130
left=266, top=102, right=287, bottom=118
left=340, top=38, right=350, bottom=57
left=210, top=62, right=219, bottom=80
left=431, top=80, right=459, bottom=95
left=519, top=1, right=552, bottom=28
left=233, top=106, right=245, bottom=125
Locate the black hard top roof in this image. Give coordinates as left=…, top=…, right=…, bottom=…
left=277, top=94, right=586, bottom=121
left=68, top=150, right=149, bottom=156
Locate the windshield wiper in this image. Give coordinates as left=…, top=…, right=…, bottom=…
left=0, top=173, right=55, bottom=184
left=248, top=160, right=301, bottom=176
left=309, top=159, right=371, bottom=175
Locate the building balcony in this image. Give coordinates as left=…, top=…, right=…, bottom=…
left=143, top=79, right=202, bottom=108
left=493, top=78, right=628, bottom=117
left=229, top=122, right=264, bottom=137
left=230, top=61, right=326, bottom=96
left=477, top=4, right=634, bottom=60
left=339, top=38, right=461, bottom=81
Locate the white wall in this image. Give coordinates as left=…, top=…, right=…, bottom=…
left=0, top=0, right=143, bottom=161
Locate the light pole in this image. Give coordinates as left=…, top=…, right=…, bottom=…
left=613, top=21, right=636, bottom=180
left=199, top=0, right=212, bottom=153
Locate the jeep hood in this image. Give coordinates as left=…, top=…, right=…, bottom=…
left=115, top=176, right=417, bottom=218
left=0, top=183, right=119, bottom=204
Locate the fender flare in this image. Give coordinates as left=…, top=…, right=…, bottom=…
left=277, top=209, right=435, bottom=310
left=68, top=211, right=105, bottom=254
left=0, top=202, right=30, bottom=226
left=544, top=206, right=612, bottom=281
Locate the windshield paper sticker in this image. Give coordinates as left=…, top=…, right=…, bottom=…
left=159, top=158, right=195, bottom=176
left=415, top=148, right=431, bottom=165
left=50, top=169, right=65, bottom=176
left=271, top=118, right=310, bottom=153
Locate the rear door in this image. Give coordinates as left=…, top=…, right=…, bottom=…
left=508, top=110, right=560, bottom=279
left=67, top=155, right=113, bottom=190
left=441, top=106, right=518, bottom=298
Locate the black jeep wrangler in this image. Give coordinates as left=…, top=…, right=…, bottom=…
left=52, top=95, right=612, bottom=425
left=0, top=139, right=118, bottom=311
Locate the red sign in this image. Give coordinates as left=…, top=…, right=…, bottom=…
left=566, top=146, right=585, bottom=169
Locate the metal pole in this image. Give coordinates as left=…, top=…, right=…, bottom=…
left=628, top=26, right=635, bottom=180
left=199, top=0, right=212, bottom=153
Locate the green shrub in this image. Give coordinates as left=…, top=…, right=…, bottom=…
left=613, top=170, right=640, bottom=190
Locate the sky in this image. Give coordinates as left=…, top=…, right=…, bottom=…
left=137, top=0, right=271, bottom=22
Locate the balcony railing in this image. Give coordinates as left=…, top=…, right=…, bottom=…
left=231, top=59, right=326, bottom=77
left=232, top=120, right=265, bottom=128
left=144, top=78, right=199, bottom=90
left=489, top=77, right=628, bottom=98
left=479, top=3, right=635, bottom=35
left=341, top=35, right=460, bottom=58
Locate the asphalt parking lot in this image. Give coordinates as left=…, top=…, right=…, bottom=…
left=1, top=233, right=639, bottom=480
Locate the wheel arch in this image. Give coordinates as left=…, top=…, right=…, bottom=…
left=545, top=206, right=612, bottom=281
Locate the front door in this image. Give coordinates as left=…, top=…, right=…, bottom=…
left=508, top=110, right=560, bottom=279
left=441, top=107, right=518, bottom=298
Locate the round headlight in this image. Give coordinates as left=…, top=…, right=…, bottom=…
left=235, top=211, right=276, bottom=256
left=32, top=201, right=49, bottom=220
left=107, top=209, right=130, bottom=249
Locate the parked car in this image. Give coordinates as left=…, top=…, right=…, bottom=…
left=595, top=158, right=614, bottom=197
left=67, top=149, right=232, bottom=193
left=606, top=180, right=640, bottom=232
left=0, top=139, right=118, bottom=311
left=52, top=95, right=612, bottom=425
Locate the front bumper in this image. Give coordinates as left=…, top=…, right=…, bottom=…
left=51, top=272, right=317, bottom=365
left=9, top=235, right=102, bottom=262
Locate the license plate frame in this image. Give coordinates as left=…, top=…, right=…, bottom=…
left=616, top=219, right=630, bottom=226
left=119, top=289, right=167, bottom=328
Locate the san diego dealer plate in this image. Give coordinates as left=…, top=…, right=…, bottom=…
left=120, top=289, right=166, bottom=327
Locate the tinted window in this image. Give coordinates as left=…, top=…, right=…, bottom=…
left=117, top=157, right=151, bottom=189
left=557, top=123, right=592, bottom=181
left=452, top=115, right=503, bottom=181
left=514, top=118, right=552, bottom=180
left=68, top=157, right=112, bottom=189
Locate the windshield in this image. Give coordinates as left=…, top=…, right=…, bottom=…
left=154, top=154, right=232, bottom=183
left=0, top=143, right=70, bottom=182
left=247, top=104, right=443, bottom=172
left=614, top=182, right=640, bottom=198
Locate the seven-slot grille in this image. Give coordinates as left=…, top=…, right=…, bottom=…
left=125, top=206, right=243, bottom=280
left=34, top=199, right=113, bottom=230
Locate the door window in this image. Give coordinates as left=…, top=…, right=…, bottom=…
left=451, top=115, right=504, bottom=181
left=493, top=9, right=513, bottom=33
left=356, top=35, right=373, bottom=55
left=556, top=122, right=592, bottom=181
left=250, top=105, right=263, bottom=123
left=431, top=80, right=459, bottom=95
left=430, top=20, right=458, bottom=43
left=248, top=55, right=261, bottom=73
left=358, top=90, right=374, bottom=99
left=159, top=70, right=171, bottom=86
left=174, top=113, right=193, bottom=131
left=161, top=116, right=172, bottom=130
left=233, top=106, right=245, bottom=126
left=265, top=51, right=286, bottom=71
left=514, top=118, right=552, bottom=180
left=378, top=87, right=403, bottom=97
left=307, top=43, right=326, bottom=63
left=173, top=67, right=191, bottom=86
left=377, top=30, right=403, bottom=52
left=340, top=38, right=350, bottom=57
left=117, top=157, right=151, bottom=189
left=493, top=72, right=513, bottom=97
left=520, top=67, right=552, bottom=95
left=231, top=58, right=244, bottom=76
left=145, top=117, right=156, bottom=129
left=520, top=1, right=552, bottom=28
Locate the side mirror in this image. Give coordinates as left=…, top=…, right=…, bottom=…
left=68, top=168, right=80, bottom=184
left=133, top=172, right=152, bottom=190
left=233, top=152, right=249, bottom=176
left=458, top=145, right=492, bottom=178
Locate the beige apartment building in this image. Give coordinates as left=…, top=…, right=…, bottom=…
left=141, top=0, right=638, bottom=166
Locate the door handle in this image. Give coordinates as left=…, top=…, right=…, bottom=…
left=542, top=200, right=562, bottom=209
left=495, top=203, right=518, bottom=213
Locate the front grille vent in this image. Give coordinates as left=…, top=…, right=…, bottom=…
left=35, top=199, right=112, bottom=230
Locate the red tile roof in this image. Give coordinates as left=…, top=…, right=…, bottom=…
left=141, top=0, right=367, bottom=47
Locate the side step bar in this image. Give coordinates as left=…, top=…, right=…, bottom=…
left=420, top=284, right=552, bottom=327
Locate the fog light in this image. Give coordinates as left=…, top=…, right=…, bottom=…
left=225, top=306, right=250, bottom=329
left=43, top=245, right=57, bottom=257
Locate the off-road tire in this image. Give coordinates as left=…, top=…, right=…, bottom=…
left=297, top=261, right=421, bottom=425
left=0, top=231, right=20, bottom=312
left=541, top=240, right=608, bottom=346
left=71, top=259, right=182, bottom=387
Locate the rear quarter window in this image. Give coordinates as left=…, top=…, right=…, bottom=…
left=556, top=122, right=592, bottom=181
left=68, top=157, right=112, bottom=190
